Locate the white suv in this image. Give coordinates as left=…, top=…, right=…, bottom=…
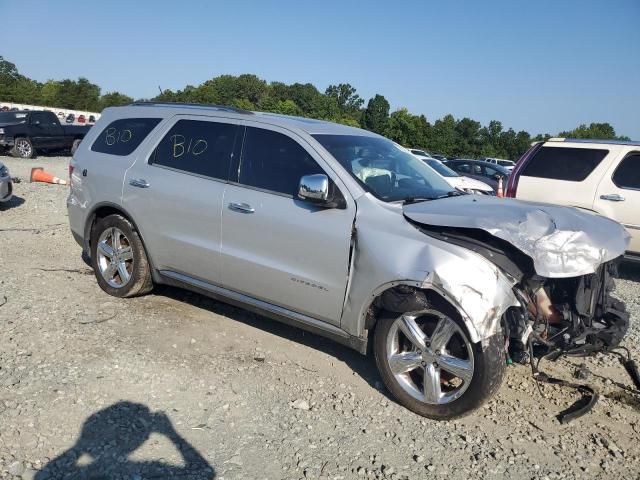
left=506, top=138, right=640, bottom=260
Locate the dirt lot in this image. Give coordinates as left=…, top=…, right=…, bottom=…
left=1, top=155, right=640, bottom=480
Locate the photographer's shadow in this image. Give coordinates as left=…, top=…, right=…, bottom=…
left=36, top=401, right=215, bottom=479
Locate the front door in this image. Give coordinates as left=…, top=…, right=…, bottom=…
left=123, top=115, right=241, bottom=283
left=220, top=123, right=355, bottom=325
left=593, top=150, right=640, bottom=253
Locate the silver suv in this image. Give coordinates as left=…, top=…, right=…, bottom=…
left=68, top=103, right=630, bottom=419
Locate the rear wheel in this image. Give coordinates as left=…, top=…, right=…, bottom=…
left=91, top=214, right=153, bottom=298
left=374, top=307, right=505, bottom=420
left=11, top=137, right=37, bottom=159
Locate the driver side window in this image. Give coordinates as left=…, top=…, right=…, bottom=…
left=239, top=127, right=325, bottom=196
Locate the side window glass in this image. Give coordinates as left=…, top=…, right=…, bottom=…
left=239, top=127, right=324, bottom=196
left=150, top=119, right=237, bottom=180
left=612, top=153, right=640, bottom=190
left=522, top=146, right=608, bottom=181
left=92, top=118, right=161, bottom=156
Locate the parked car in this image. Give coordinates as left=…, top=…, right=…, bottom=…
left=88, top=115, right=96, bottom=124
left=484, top=157, right=515, bottom=171
left=507, top=137, right=640, bottom=261
left=78, top=115, right=86, bottom=124
left=408, top=148, right=432, bottom=160
left=58, top=112, right=65, bottom=119
left=0, top=161, right=13, bottom=203
left=430, top=154, right=447, bottom=161
left=444, top=159, right=510, bottom=193
left=423, top=158, right=493, bottom=194
left=0, top=110, right=92, bottom=158
left=66, top=113, right=75, bottom=124
left=68, top=103, right=629, bottom=420
left=0, top=106, right=9, bottom=112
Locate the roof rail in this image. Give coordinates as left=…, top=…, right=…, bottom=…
left=127, top=101, right=254, bottom=115
left=547, top=137, right=640, bottom=146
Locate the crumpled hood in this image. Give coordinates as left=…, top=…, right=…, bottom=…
left=403, top=195, right=630, bottom=278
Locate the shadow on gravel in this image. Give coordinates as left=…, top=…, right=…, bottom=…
left=157, top=285, right=390, bottom=399
left=0, top=194, right=25, bottom=210
left=35, top=401, right=215, bottom=479
left=618, top=260, right=640, bottom=283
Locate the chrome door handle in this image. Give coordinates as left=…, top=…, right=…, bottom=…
left=129, top=178, right=150, bottom=188
left=228, top=202, right=255, bottom=214
left=600, top=193, right=625, bottom=202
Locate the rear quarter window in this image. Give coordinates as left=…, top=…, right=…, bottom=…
left=91, top=118, right=161, bottom=156
left=521, top=146, right=608, bottom=182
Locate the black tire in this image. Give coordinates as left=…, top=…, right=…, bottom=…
left=11, top=137, right=37, bottom=159
left=373, top=308, right=505, bottom=420
left=90, top=214, right=153, bottom=298
left=71, top=138, right=82, bottom=156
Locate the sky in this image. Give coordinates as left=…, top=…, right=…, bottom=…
left=1, top=0, right=639, bottom=138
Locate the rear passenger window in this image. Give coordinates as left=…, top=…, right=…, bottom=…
left=522, top=146, right=608, bottom=181
left=612, top=153, right=640, bottom=190
left=239, top=127, right=324, bottom=196
left=150, top=120, right=238, bottom=181
left=91, top=118, right=161, bottom=156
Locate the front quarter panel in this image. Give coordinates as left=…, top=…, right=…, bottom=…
left=341, top=195, right=518, bottom=343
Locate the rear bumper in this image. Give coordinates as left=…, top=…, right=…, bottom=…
left=67, top=194, right=87, bottom=250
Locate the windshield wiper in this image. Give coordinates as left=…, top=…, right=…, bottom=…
left=402, top=196, right=435, bottom=205
left=435, top=190, right=466, bottom=199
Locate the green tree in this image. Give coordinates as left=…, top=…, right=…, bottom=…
left=428, top=114, right=457, bottom=155
left=559, top=122, right=628, bottom=140
left=325, top=83, right=364, bottom=117
left=361, top=94, right=390, bottom=135
left=99, top=91, right=134, bottom=109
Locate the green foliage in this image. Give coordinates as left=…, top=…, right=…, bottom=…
left=558, top=122, right=629, bottom=141
left=361, top=94, right=390, bottom=135
left=0, top=54, right=630, bottom=158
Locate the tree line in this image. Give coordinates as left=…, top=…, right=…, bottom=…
left=0, top=55, right=629, bottom=159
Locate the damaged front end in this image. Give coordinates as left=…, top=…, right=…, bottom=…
left=403, top=195, right=636, bottom=421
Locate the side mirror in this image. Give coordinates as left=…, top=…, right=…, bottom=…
left=298, top=174, right=344, bottom=208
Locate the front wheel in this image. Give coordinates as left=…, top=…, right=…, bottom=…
left=90, top=214, right=153, bottom=298
left=11, top=137, right=37, bottom=159
left=374, top=308, right=505, bottom=420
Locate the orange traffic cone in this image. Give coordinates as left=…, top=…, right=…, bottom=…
left=496, top=176, right=503, bottom=197
left=30, top=167, right=68, bottom=186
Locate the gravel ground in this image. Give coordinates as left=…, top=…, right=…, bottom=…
left=1, top=155, right=640, bottom=480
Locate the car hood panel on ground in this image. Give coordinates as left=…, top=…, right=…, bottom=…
left=403, top=195, right=630, bottom=278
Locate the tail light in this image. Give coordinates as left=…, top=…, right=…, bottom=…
left=506, top=142, right=543, bottom=198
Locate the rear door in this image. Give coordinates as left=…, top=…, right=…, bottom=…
left=593, top=149, right=640, bottom=254
left=220, top=123, right=356, bottom=325
left=123, top=115, right=240, bottom=283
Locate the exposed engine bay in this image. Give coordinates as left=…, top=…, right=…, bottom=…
left=414, top=222, right=639, bottom=422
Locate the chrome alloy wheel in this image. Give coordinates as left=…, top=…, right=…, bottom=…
left=385, top=310, right=474, bottom=405
left=96, top=227, right=134, bottom=288
left=15, top=138, right=32, bottom=158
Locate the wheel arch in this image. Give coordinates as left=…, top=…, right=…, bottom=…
left=84, top=202, right=159, bottom=281
left=361, top=281, right=483, bottom=349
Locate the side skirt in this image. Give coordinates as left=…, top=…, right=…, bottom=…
left=158, top=270, right=368, bottom=355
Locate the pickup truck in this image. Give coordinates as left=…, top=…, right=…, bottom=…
left=0, top=110, right=92, bottom=158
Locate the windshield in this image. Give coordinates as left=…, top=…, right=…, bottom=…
left=312, top=134, right=455, bottom=202
left=0, top=112, right=27, bottom=123
left=425, top=159, right=458, bottom=177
